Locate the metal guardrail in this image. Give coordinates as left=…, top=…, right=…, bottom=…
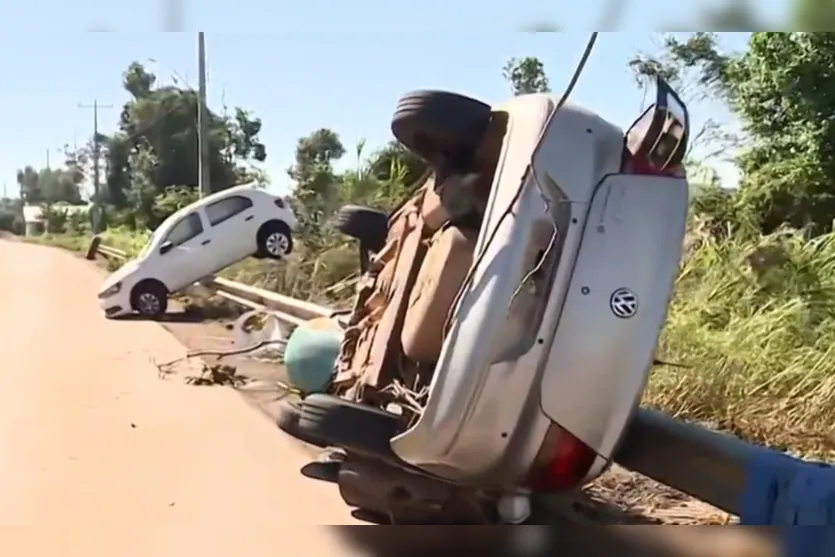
left=87, top=236, right=835, bottom=538
left=87, top=237, right=332, bottom=329
left=616, top=409, right=750, bottom=516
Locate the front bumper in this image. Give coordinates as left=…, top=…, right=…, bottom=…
left=99, top=292, right=132, bottom=318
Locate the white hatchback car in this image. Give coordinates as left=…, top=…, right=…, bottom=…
left=98, top=184, right=296, bottom=319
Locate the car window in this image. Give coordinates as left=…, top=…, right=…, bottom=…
left=205, top=195, right=254, bottom=226
left=163, top=213, right=204, bottom=247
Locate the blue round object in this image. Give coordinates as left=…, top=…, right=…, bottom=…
left=284, top=318, right=343, bottom=394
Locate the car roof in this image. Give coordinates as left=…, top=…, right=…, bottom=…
left=154, top=184, right=268, bottom=235
left=197, top=183, right=265, bottom=205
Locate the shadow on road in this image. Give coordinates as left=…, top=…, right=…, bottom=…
left=117, top=310, right=206, bottom=324
left=334, top=525, right=680, bottom=557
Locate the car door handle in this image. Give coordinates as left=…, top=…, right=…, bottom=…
left=244, top=215, right=254, bottom=221
left=201, top=239, right=211, bottom=245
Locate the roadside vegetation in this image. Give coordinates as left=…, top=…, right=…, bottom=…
left=5, top=33, right=835, bottom=457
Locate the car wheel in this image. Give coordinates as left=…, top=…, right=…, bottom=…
left=391, top=90, right=492, bottom=167
left=130, top=281, right=169, bottom=319
left=276, top=401, right=328, bottom=447
left=295, top=394, right=401, bottom=458
left=334, top=205, right=389, bottom=254
left=257, top=221, right=293, bottom=259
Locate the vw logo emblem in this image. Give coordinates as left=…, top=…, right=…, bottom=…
left=609, top=288, right=638, bottom=319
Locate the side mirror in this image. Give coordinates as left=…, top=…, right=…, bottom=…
left=159, top=241, right=174, bottom=255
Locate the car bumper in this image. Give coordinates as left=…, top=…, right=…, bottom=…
left=99, top=292, right=132, bottom=318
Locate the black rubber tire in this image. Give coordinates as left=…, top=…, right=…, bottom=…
left=334, top=205, right=388, bottom=254
left=297, top=394, right=401, bottom=458
left=256, top=220, right=293, bottom=259
left=130, top=280, right=169, bottom=319
left=391, top=90, right=492, bottom=167
left=276, top=401, right=328, bottom=447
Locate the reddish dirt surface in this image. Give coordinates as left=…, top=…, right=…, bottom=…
left=0, top=239, right=367, bottom=557
left=1, top=238, right=778, bottom=556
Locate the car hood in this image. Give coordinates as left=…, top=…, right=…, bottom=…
left=99, top=259, right=140, bottom=292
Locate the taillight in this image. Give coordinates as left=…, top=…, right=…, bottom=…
left=274, top=198, right=285, bottom=209
left=523, top=423, right=597, bottom=491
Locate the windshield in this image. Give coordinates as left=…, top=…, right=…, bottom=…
left=137, top=228, right=162, bottom=258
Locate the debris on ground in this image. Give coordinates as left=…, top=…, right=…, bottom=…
left=580, top=466, right=734, bottom=525
left=152, top=339, right=298, bottom=396
left=185, top=364, right=248, bottom=387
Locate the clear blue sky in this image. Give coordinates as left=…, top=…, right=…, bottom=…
left=0, top=8, right=791, bottom=199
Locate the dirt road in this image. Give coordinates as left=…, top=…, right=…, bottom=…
left=0, top=239, right=364, bottom=556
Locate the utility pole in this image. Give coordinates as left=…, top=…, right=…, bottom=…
left=197, top=32, right=210, bottom=198
left=45, top=149, right=50, bottom=169
left=79, top=99, right=113, bottom=233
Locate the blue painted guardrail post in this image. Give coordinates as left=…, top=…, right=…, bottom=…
left=615, top=409, right=835, bottom=556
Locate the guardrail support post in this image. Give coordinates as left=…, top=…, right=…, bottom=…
left=86, top=236, right=102, bottom=261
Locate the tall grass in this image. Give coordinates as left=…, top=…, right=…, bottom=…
left=650, top=223, right=835, bottom=456
left=98, top=226, right=151, bottom=255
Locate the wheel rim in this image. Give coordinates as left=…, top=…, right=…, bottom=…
left=137, top=292, right=161, bottom=315
left=266, top=232, right=289, bottom=256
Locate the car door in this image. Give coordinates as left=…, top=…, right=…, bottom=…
left=154, top=211, right=217, bottom=291
left=204, top=194, right=258, bottom=266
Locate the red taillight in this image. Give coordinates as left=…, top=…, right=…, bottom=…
left=274, top=198, right=285, bottom=209
left=524, top=423, right=597, bottom=491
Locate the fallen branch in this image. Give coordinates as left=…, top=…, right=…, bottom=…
left=150, top=338, right=302, bottom=397
left=154, top=338, right=286, bottom=372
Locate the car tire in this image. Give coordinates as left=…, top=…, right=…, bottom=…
left=130, top=280, right=169, bottom=319
left=391, top=90, right=492, bottom=167
left=296, top=394, right=401, bottom=458
left=257, top=221, right=293, bottom=259
left=334, top=205, right=389, bottom=254
left=277, top=401, right=329, bottom=447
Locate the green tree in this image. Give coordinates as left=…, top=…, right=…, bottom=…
left=16, top=165, right=84, bottom=205
left=728, top=33, right=835, bottom=233
left=368, top=141, right=428, bottom=190
left=288, top=128, right=346, bottom=250
left=502, top=57, right=550, bottom=95
left=101, top=62, right=267, bottom=225
left=0, top=197, right=23, bottom=234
